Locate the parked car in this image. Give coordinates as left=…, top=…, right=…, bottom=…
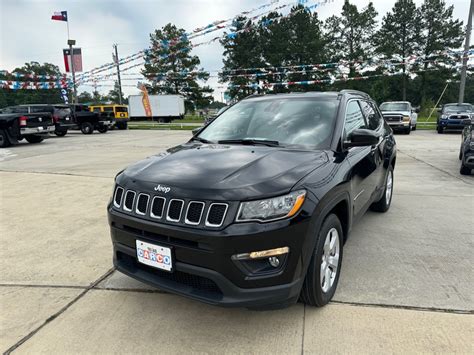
left=437, top=103, right=473, bottom=134
left=89, top=104, right=129, bottom=130
left=459, top=118, right=473, bottom=175
left=1, top=104, right=75, bottom=137
left=108, top=90, right=397, bottom=309
left=0, top=111, right=54, bottom=147
left=69, top=104, right=113, bottom=134
left=379, top=101, right=418, bottom=134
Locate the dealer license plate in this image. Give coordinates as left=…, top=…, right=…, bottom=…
left=136, top=240, right=172, bottom=272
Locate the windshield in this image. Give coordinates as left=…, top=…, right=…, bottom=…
left=198, top=98, right=338, bottom=148
left=443, top=104, right=472, bottom=113
left=380, top=102, right=410, bottom=111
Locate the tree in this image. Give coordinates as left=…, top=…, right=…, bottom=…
left=107, top=81, right=127, bottom=104
left=142, top=23, right=213, bottom=111
left=418, top=0, right=464, bottom=102
left=220, top=17, right=264, bottom=100
left=77, top=91, right=93, bottom=103
left=324, top=1, right=378, bottom=77
left=0, top=62, right=68, bottom=107
left=374, top=0, right=421, bottom=100
left=260, top=6, right=328, bottom=92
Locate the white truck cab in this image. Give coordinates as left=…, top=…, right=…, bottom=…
left=380, top=101, right=418, bottom=134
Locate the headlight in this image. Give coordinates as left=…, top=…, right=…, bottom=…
left=441, top=115, right=448, bottom=119
left=402, top=116, right=410, bottom=121
left=236, top=190, right=306, bottom=222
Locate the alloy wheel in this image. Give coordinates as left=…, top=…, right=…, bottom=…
left=320, top=227, right=340, bottom=293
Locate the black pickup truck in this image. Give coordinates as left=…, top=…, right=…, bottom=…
left=69, top=104, right=113, bottom=134
left=0, top=112, right=55, bottom=147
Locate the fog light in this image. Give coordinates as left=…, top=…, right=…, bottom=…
left=268, top=256, right=280, bottom=267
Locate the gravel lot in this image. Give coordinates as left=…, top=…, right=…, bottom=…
left=1, top=130, right=472, bottom=354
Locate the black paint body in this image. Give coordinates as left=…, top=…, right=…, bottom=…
left=108, top=91, right=397, bottom=307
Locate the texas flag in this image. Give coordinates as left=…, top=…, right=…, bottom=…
left=51, top=11, right=68, bottom=22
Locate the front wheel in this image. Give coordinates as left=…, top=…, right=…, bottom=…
left=81, top=122, right=94, bottom=135
left=97, top=125, right=108, bottom=134
left=460, top=164, right=471, bottom=175
left=437, top=125, right=444, bottom=134
left=412, top=124, right=417, bottom=131
left=54, top=129, right=67, bottom=137
left=370, top=165, right=394, bottom=212
left=300, top=214, right=343, bottom=307
left=25, top=135, right=44, bottom=144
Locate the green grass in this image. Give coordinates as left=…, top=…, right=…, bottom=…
left=416, top=115, right=437, bottom=130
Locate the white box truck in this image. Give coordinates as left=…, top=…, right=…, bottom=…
left=128, top=95, right=185, bottom=122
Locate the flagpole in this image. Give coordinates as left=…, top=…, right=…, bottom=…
left=66, top=20, right=70, bottom=40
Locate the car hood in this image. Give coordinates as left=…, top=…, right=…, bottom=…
left=381, top=111, right=411, bottom=116
left=117, top=143, right=329, bottom=200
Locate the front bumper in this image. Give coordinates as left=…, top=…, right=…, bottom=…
left=108, top=207, right=312, bottom=307
left=387, top=121, right=410, bottom=129
left=20, top=125, right=55, bottom=135
left=439, top=119, right=464, bottom=129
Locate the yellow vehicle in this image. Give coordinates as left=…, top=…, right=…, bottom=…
left=89, top=104, right=129, bottom=129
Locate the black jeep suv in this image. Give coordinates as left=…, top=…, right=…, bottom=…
left=108, top=90, right=397, bottom=309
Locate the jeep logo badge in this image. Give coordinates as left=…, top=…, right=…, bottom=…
left=154, top=184, right=171, bottom=193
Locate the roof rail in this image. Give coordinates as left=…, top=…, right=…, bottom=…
left=339, top=89, right=370, bottom=98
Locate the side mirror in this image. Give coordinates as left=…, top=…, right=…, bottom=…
left=437, top=108, right=442, bottom=113
left=414, top=107, right=420, bottom=113
left=344, top=129, right=379, bottom=149
left=462, top=119, right=472, bottom=126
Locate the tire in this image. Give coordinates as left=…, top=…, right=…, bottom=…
left=370, top=165, right=394, bottom=212
left=54, top=129, right=67, bottom=137
left=25, top=135, right=44, bottom=144
left=412, top=125, right=417, bottom=131
left=437, top=125, right=444, bottom=134
left=0, top=129, right=11, bottom=148
left=405, top=126, right=411, bottom=134
left=460, top=164, right=471, bottom=175
left=459, top=149, right=463, bottom=160
left=81, top=122, right=94, bottom=135
left=300, top=214, right=343, bottom=307
left=97, top=125, right=108, bottom=134
left=117, top=122, right=127, bottom=130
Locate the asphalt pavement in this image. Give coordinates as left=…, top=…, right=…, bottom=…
left=0, top=130, right=472, bottom=354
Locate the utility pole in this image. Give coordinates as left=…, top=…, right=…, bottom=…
left=68, top=39, right=78, bottom=104
left=458, top=0, right=473, bottom=104
left=113, top=44, right=123, bottom=104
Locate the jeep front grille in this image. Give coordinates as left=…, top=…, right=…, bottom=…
left=113, top=186, right=228, bottom=228
left=123, top=190, right=136, bottom=212
left=206, top=203, right=228, bottom=227
left=185, top=201, right=205, bottom=225
left=114, top=187, right=124, bottom=208
left=167, top=199, right=184, bottom=222
left=136, top=194, right=149, bottom=215
left=150, top=196, right=166, bottom=219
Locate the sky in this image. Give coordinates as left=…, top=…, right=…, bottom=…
left=0, top=0, right=471, bottom=101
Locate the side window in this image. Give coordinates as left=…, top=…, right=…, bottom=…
left=359, top=100, right=382, bottom=130
left=344, top=100, right=366, bottom=137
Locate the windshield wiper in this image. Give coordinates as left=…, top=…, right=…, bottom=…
left=217, top=138, right=280, bottom=147
left=190, top=136, right=213, bottom=144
